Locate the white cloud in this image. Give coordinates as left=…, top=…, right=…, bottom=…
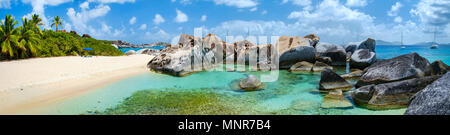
left=139, top=24, right=147, bottom=30
left=261, top=10, right=267, bottom=15
left=212, top=0, right=258, bottom=8
left=0, top=0, right=11, bottom=9
left=87, top=0, right=135, bottom=4
left=175, top=9, right=188, bottom=23
left=80, top=1, right=89, bottom=9
left=394, top=16, right=403, bottom=23
left=282, top=0, right=312, bottom=11
left=21, top=0, right=73, bottom=29
left=201, top=15, right=207, bottom=22
left=388, top=2, right=403, bottom=17
left=410, top=0, right=450, bottom=26
left=153, top=14, right=165, bottom=25
left=250, top=7, right=257, bottom=12
left=345, top=0, right=368, bottom=7
left=129, top=16, right=136, bottom=25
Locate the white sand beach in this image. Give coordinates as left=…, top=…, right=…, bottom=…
left=0, top=55, right=154, bottom=114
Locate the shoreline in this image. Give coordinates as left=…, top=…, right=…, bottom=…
left=0, top=55, right=154, bottom=114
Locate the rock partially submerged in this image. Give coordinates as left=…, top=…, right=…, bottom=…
left=321, top=90, right=353, bottom=109
left=341, top=69, right=364, bottom=79
left=352, top=76, right=441, bottom=110
left=239, top=75, right=263, bottom=91
left=312, top=61, right=333, bottom=72
left=355, top=53, right=430, bottom=87
left=425, top=60, right=448, bottom=76
left=405, top=73, right=450, bottom=115
left=315, top=42, right=347, bottom=66
left=319, top=68, right=353, bottom=91
left=289, top=61, right=313, bottom=72
left=350, top=49, right=377, bottom=69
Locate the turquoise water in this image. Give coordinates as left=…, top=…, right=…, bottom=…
left=34, top=45, right=450, bottom=115
left=119, top=46, right=165, bottom=53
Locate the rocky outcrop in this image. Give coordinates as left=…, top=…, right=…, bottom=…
left=355, top=53, right=430, bottom=87
left=289, top=61, right=313, bottom=72
left=315, top=42, right=347, bottom=66
left=137, top=49, right=160, bottom=54
left=350, top=49, right=377, bottom=69
left=239, top=75, right=263, bottom=91
left=405, top=73, right=450, bottom=115
left=316, top=56, right=332, bottom=65
left=425, top=60, right=448, bottom=76
left=82, top=34, right=91, bottom=38
left=277, top=36, right=315, bottom=69
left=321, top=90, right=353, bottom=109
left=125, top=50, right=136, bottom=55
left=319, top=68, right=353, bottom=91
left=341, top=69, right=364, bottom=79
left=344, top=38, right=376, bottom=54
left=304, top=34, right=320, bottom=47
left=352, top=76, right=441, bottom=110
left=312, top=61, right=333, bottom=72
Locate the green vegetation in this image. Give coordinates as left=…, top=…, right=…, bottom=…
left=0, top=14, right=123, bottom=60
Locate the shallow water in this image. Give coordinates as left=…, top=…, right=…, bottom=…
left=35, top=45, right=450, bottom=115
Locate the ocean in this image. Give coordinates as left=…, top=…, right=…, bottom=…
left=30, top=45, right=449, bottom=115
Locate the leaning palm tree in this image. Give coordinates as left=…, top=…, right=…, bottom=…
left=0, top=14, right=22, bottom=59
left=18, top=18, right=40, bottom=58
left=51, top=16, right=63, bottom=31
left=31, top=14, right=44, bottom=35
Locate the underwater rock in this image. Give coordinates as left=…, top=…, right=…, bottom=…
left=425, top=60, right=448, bottom=76
left=405, top=72, right=450, bottom=115
left=341, top=69, right=364, bottom=79
left=319, top=68, right=353, bottom=91
left=276, top=36, right=315, bottom=69
left=352, top=76, right=441, bottom=110
left=321, top=90, right=353, bottom=109
left=350, top=49, right=377, bottom=69
left=289, top=61, right=313, bottom=72
left=315, top=42, right=347, bottom=66
left=355, top=53, right=430, bottom=87
left=125, top=50, right=136, bottom=55
left=312, top=61, right=333, bottom=72
left=239, top=75, right=263, bottom=91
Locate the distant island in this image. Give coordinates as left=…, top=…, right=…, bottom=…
left=376, top=40, right=450, bottom=46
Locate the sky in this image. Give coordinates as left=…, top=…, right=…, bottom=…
left=0, top=0, right=449, bottom=45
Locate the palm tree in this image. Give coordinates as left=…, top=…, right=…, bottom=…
left=31, top=14, right=44, bottom=35
left=18, top=18, right=40, bottom=58
left=51, top=16, right=63, bottom=31
left=0, top=14, right=22, bottom=59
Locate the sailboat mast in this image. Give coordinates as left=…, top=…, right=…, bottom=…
left=433, top=27, right=437, bottom=43
left=401, top=31, right=403, bottom=45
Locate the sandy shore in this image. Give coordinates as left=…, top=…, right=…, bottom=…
left=0, top=55, right=154, bottom=114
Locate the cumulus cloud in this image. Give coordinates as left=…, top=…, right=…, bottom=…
left=175, top=9, right=188, bottom=23
left=388, top=2, right=403, bottom=17
left=21, top=0, right=73, bottom=29
left=139, top=24, right=147, bottom=30
left=80, top=1, right=89, bottom=9
left=212, top=0, right=258, bottom=8
left=129, top=16, right=136, bottom=25
left=153, top=14, right=165, bottom=25
left=345, top=0, right=368, bottom=7
left=410, top=0, right=450, bottom=26
left=87, top=0, right=135, bottom=4
left=201, top=15, right=207, bottom=22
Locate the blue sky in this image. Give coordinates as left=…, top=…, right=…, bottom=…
left=1, top=0, right=449, bottom=44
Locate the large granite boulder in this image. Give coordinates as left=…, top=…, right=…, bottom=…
left=350, top=49, right=377, bottom=69
left=344, top=38, right=376, bottom=54
left=321, top=90, right=353, bottom=109
left=315, top=42, right=347, bottom=66
left=319, top=68, right=353, bottom=91
left=352, top=76, right=441, bottom=110
left=425, top=60, right=448, bottom=76
left=355, top=53, right=430, bottom=87
left=239, top=75, right=263, bottom=91
left=312, top=61, right=333, bottom=72
left=289, top=61, right=313, bottom=72
left=276, top=36, right=315, bottom=69
left=405, top=73, right=450, bottom=115
left=304, top=34, right=320, bottom=47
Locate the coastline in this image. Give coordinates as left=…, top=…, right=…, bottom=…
left=0, top=55, right=154, bottom=114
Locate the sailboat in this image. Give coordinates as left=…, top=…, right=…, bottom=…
left=401, top=32, right=406, bottom=49
left=430, top=27, right=439, bottom=49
